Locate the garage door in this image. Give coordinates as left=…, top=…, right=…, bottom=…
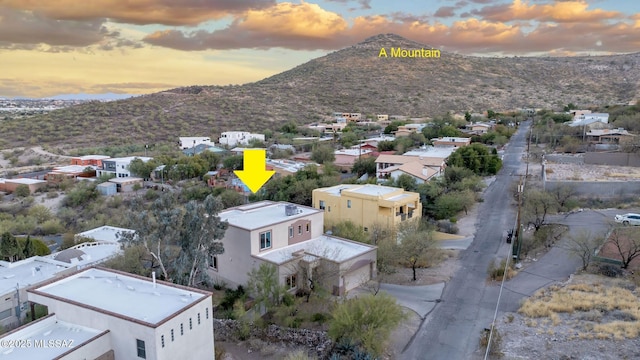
left=343, top=262, right=371, bottom=292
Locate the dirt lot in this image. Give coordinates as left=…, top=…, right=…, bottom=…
left=545, top=162, right=640, bottom=181
left=500, top=273, right=640, bottom=360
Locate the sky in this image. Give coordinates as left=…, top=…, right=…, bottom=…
left=1, top=0, right=639, bottom=98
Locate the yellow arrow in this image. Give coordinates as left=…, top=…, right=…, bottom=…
left=234, top=149, right=275, bottom=193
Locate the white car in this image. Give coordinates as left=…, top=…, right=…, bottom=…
left=614, top=213, right=640, bottom=226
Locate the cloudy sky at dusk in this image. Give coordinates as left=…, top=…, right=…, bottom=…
left=1, top=0, right=639, bottom=98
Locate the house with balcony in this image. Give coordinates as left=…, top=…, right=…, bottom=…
left=96, top=156, right=153, bottom=179
left=312, top=184, right=422, bottom=231
left=395, top=123, right=426, bottom=137
left=375, top=152, right=448, bottom=182
left=210, top=201, right=377, bottom=295
left=334, top=148, right=374, bottom=170
left=465, top=122, right=492, bottom=134
left=586, top=128, right=635, bottom=144
left=9, top=267, right=215, bottom=360
left=219, top=131, right=265, bottom=147
left=70, top=155, right=110, bottom=168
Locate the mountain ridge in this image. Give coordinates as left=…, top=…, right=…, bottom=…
left=2, top=33, right=639, bottom=149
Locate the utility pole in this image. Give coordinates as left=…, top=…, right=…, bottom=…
left=514, top=176, right=524, bottom=260
left=15, top=283, right=21, bottom=326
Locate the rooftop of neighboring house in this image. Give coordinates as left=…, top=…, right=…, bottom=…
left=29, top=267, right=209, bottom=325
left=3, top=178, right=47, bottom=185
left=0, top=257, right=70, bottom=295
left=256, top=235, right=375, bottom=265
left=230, top=147, right=267, bottom=153
left=71, top=155, right=110, bottom=161
left=0, top=314, right=105, bottom=360
left=380, top=161, right=439, bottom=181
left=50, top=165, right=97, bottom=173
left=179, top=136, right=211, bottom=142
left=586, top=128, right=634, bottom=136
left=108, top=177, right=143, bottom=184
left=314, top=184, right=405, bottom=198
left=403, top=146, right=457, bottom=158
left=182, top=144, right=227, bottom=156
left=219, top=201, right=321, bottom=231
left=74, top=226, right=135, bottom=243
left=104, top=156, right=153, bottom=163
left=267, top=159, right=316, bottom=173
left=360, top=135, right=395, bottom=143
left=46, top=243, right=121, bottom=266
left=334, top=149, right=373, bottom=157
left=431, top=137, right=471, bottom=143
left=375, top=154, right=447, bottom=167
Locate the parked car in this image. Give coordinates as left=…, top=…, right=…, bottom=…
left=614, top=213, right=640, bottom=226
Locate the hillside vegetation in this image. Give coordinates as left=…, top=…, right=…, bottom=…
left=1, top=33, right=639, bottom=149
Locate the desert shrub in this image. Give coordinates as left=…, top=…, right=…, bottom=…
left=599, top=264, right=623, bottom=278
left=479, top=325, right=502, bottom=357
left=576, top=309, right=603, bottom=322
left=283, top=350, right=316, bottom=360
left=437, top=220, right=459, bottom=234
left=14, top=185, right=30, bottom=198
left=214, top=346, right=226, bottom=360
left=220, top=285, right=246, bottom=311
left=487, top=259, right=515, bottom=281
left=311, top=312, right=329, bottom=323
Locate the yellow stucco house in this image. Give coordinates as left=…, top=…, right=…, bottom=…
left=312, top=184, right=422, bottom=231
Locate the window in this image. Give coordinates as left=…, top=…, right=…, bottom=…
left=161, top=335, right=165, bottom=348
left=364, top=227, right=368, bottom=232
left=189, top=318, right=192, bottom=330
left=286, top=274, right=297, bottom=290
left=289, top=226, right=293, bottom=238
left=171, top=329, right=174, bottom=341
left=208, top=255, right=218, bottom=271
left=306, top=223, right=310, bottom=232
left=206, top=308, right=209, bottom=319
left=347, top=200, right=351, bottom=208
left=260, top=231, right=272, bottom=250
left=328, top=206, right=331, bottom=212
left=136, top=339, right=146, bottom=358
left=180, top=323, right=184, bottom=335
left=198, top=313, right=201, bottom=325
left=0, top=309, right=11, bottom=320
left=319, top=200, right=325, bottom=210
left=298, top=225, right=302, bottom=235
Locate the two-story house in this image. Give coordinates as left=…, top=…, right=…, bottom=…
left=178, top=137, right=213, bottom=150
left=96, top=156, right=153, bottom=178
left=15, top=267, right=214, bottom=360
left=210, top=201, right=377, bottom=295
left=312, top=184, right=422, bottom=231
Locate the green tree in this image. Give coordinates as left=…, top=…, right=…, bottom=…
left=465, top=111, right=472, bottom=122
left=384, top=120, right=406, bottom=134
left=174, top=195, right=228, bottom=286
left=351, top=157, right=376, bottom=177
left=103, top=245, right=152, bottom=276
left=222, top=155, right=244, bottom=170
left=446, top=143, right=502, bottom=175
left=311, top=145, right=335, bottom=165
left=328, top=293, right=407, bottom=357
left=487, top=110, right=496, bottom=119
left=394, top=174, right=418, bottom=192
left=246, top=263, right=287, bottom=312
left=14, top=184, right=30, bottom=198
left=331, top=221, right=369, bottom=243
left=219, top=189, right=244, bottom=208
left=23, top=235, right=37, bottom=258
left=128, top=158, right=157, bottom=179
left=397, top=221, right=437, bottom=281
left=0, top=232, right=21, bottom=262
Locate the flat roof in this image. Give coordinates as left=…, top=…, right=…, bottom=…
left=30, top=268, right=207, bottom=325
left=5, top=178, right=46, bottom=185
left=220, top=201, right=321, bottom=230
left=51, top=165, right=97, bottom=173
left=47, top=243, right=121, bottom=266
left=403, top=146, right=456, bottom=158
left=0, top=315, right=104, bottom=360
left=314, top=184, right=402, bottom=197
left=108, top=177, right=143, bottom=184
left=75, top=225, right=135, bottom=243
left=0, top=258, right=70, bottom=295
left=257, top=235, right=375, bottom=264
left=104, top=156, right=153, bottom=162
left=72, top=155, right=110, bottom=160
left=334, top=149, right=373, bottom=156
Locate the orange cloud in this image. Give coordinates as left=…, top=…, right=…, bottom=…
left=473, top=0, right=623, bottom=23
left=144, top=2, right=349, bottom=50
left=0, top=0, right=275, bottom=25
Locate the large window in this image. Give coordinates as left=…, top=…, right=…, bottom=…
left=260, top=231, right=272, bottom=250
left=347, top=200, right=352, bottom=208
left=298, top=225, right=302, bottom=235
left=289, top=226, right=293, bottom=238
left=136, top=339, right=146, bottom=358
left=319, top=200, right=325, bottom=210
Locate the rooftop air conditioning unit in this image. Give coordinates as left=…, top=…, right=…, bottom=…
left=285, top=204, right=298, bottom=216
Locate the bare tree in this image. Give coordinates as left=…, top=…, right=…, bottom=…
left=609, top=226, right=640, bottom=269
left=549, top=185, right=577, bottom=211
left=523, top=189, right=558, bottom=231
left=562, top=229, right=603, bottom=271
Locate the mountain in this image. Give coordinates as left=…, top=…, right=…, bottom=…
left=45, top=93, right=136, bottom=101
left=2, top=33, right=639, bottom=149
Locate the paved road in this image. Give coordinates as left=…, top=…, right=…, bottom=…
left=401, top=122, right=532, bottom=360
